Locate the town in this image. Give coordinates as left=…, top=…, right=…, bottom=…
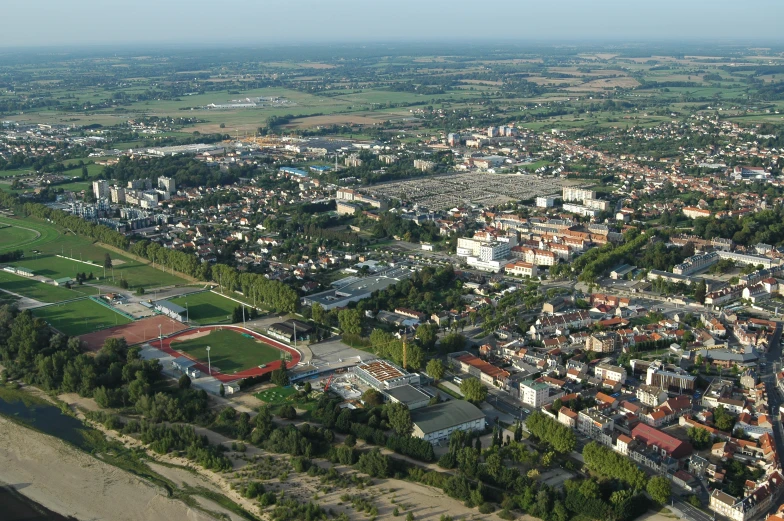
left=1, top=40, right=784, bottom=521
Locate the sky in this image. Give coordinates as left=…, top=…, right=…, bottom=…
left=6, top=0, right=784, bottom=47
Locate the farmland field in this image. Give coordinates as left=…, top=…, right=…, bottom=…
left=32, top=298, right=133, bottom=336
left=170, top=329, right=284, bottom=374
left=168, top=291, right=240, bottom=324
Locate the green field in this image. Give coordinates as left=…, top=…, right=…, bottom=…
left=171, top=329, right=284, bottom=374
left=254, top=385, right=296, bottom=405
left=0, top=216, right=186, bottom=289
left=32, top=298, right=133, bottom=336
left=0, top=270, right=96, bottom=302
left=0, top=225, right=38, bottom=250
left=169, top=291, right=239, bottom=324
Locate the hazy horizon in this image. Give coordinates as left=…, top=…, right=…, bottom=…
left=5, top=0, right=784, bottom=48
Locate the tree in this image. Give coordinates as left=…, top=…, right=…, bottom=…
left=303, top=381, right=312, bottom=394
left=178, top=374, right=191, bottom=389
left=104, top=253, right=113, bottom=270
left=135, top=286, right=145, bottom=296
left=362, top=388, right=384, bottom=407
left=694, top=279, right=706, bottom=304
left=460, top=378, right=487, bottom=402
left=311, top=303, right=325, bottom=325
left=426, top=359, right=445, bottom=381
left=647, top=476, right=671, bottom=505
left=271, top=364, right=290, bottom=387
left=338, top=308, right=362, bottom=336
left=278, top=404, right=297, bottom=419
left=687, top=426, right=713, bottom=449
left=219, top=383, right=225, bottom=397
left=416, top=323, right=438, bottom=350
left=714, top=405, right=735, bottom=432
left=439, top=332, right=466, bottom=353
left=386, top=402, right=413, bottom=436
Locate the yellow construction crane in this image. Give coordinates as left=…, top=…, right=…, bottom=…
left=402, top=333, right=407, bottom=370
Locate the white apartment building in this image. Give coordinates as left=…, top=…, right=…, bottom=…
left=562, top=187, right=596, bottom=202
left=536, top=196, right=556, bottom=208
left=594, top=364, right=627, bottom=384
left=520, top=379, right=561, bottom=408
left=563, top=203, right=598, bottom=217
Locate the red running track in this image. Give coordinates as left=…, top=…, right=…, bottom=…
left=156, top=325, right=301, bottom=383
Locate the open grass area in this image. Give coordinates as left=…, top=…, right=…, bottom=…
left=0, top=216, right=185, bottom=289
left=171, top=329, right=284, bottom=374
left=0, top=224, right=38, bottom=250
left=0, top=270, right=96, bottom=302
left=169, top=291, right=239, bottom=324
left=32, top=298, right=133, bottom=336
left=254, top=385, right=296, bottom=405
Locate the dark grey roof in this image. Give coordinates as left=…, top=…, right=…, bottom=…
left=385, top=384, right=429, bottom=405
left=172, top=358, right=197, bottom=369
left=155, top=300, right=187, bottom=315
left=410, top=400, right=485, bottom=435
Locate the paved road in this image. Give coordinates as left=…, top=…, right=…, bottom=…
left=762, top=322, right=784, bottom=464
left=672, top=497, right=714, bottom=521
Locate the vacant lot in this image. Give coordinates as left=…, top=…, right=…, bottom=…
left=168, top=291, right=239, bottom=325
left=32, top=298, right=133, bottom=336
left=171, top=329, right=284, bottom=374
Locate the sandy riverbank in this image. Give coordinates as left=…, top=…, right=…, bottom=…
left=0, top=416, right=220, bottom=521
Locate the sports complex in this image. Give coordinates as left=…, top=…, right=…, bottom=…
left=0, top=215, right=301, bottom=386
left=156, top=325, right=300, bottom=383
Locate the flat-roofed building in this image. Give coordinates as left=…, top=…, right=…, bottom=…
left=410, top=400, right=486, bottom=443
left=384, top=384, right=430, bottom=410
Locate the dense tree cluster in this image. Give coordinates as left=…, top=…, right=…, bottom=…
left=571, top=231, right=648, bottom=282
left=525, top=412, right=577, bottom=453
left=139, top=421, right=231, bottom=471
left=102, top=155, right=239, bottom=189
left=583, top=442, right=647, bottom=490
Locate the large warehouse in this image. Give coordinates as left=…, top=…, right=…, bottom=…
left=410, top=400, right=486, bottom=443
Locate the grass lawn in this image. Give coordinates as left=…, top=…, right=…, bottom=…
left=254, top=385, right=296, bottom=405
left=0, top=216, right=185, bottom=289
left=32, top=298, right=133, bottom=336
left=170, top=329, right=284, bottom=374
left=0, top=225, right=38, bottom=251
left=0, top=270, right=95, bottom=302
left=169, top=291, right=239, bottom=324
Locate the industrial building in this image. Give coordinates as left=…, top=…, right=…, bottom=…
left=384, top=384, right=430, bottom=410
left=410, top=400, right=486, bottom=443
